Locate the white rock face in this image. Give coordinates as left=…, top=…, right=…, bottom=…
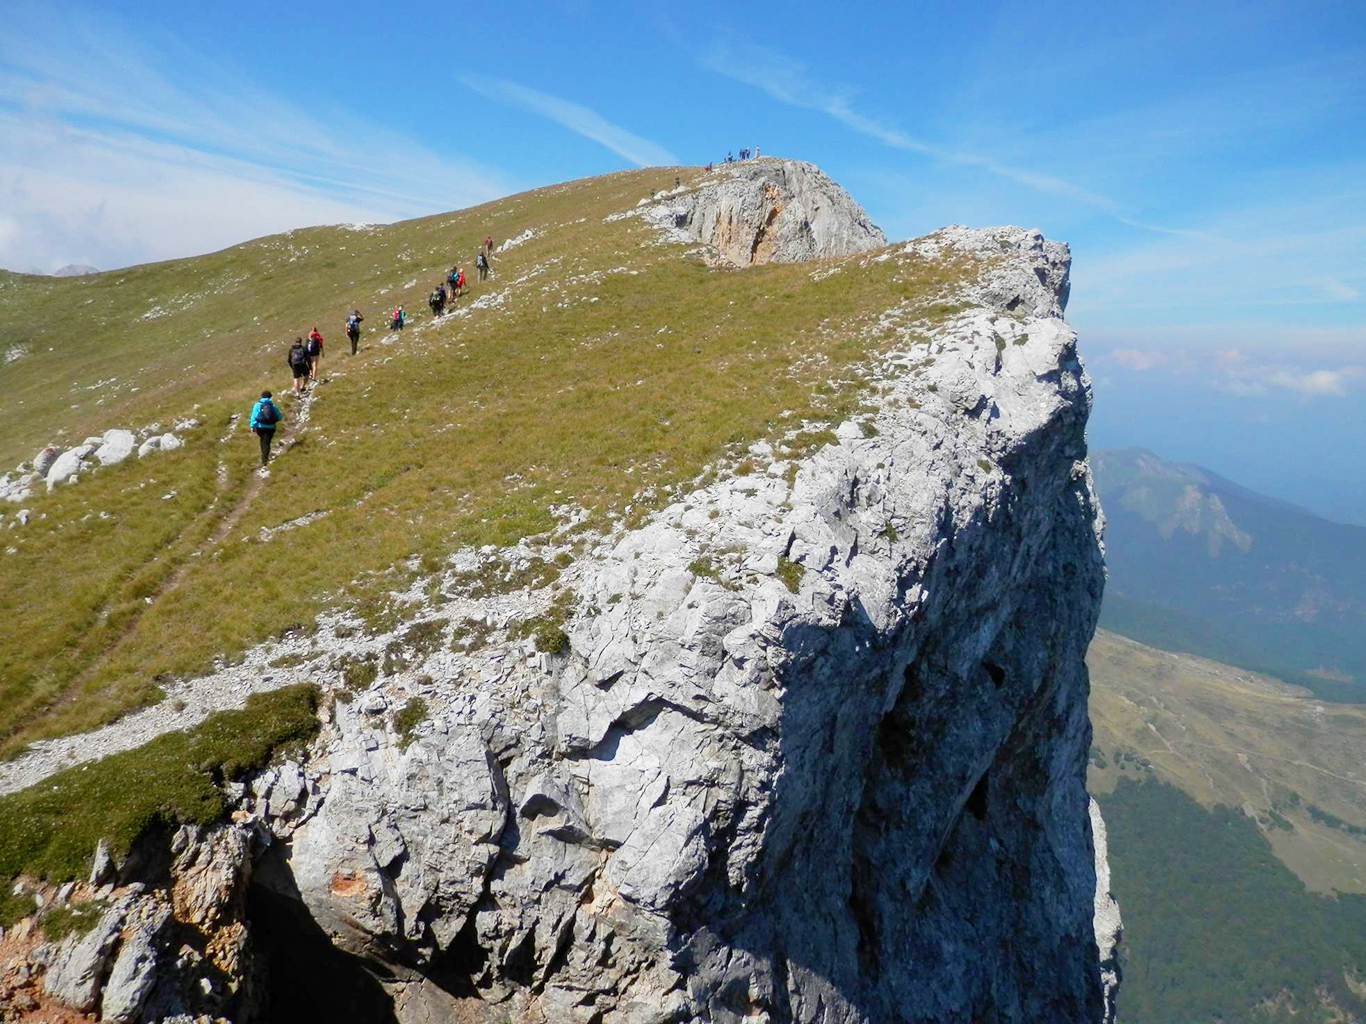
left=11, top=217, right=1112, bottom=1024
left=95, top=429, right=137, bottom=466
left=637, top=158, right=886, bottom=265
left=254, top=226, right=1103, bottom=1022
left=34, top=446, right=66, bottom=477
left=1091, top=798, right=1123, bottom=1024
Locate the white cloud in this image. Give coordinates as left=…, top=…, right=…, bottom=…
left=1261, top=366, right=1363, bottom=397
left=465, top=77, right=676, bottom=168
left=1110, top=348, right=1168, bottom=371
left=0, top=15, right=513, bottom=272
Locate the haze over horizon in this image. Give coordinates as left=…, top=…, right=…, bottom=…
left=2, top=0, right=1362, bottom=519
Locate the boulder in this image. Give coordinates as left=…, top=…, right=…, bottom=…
left=158, top=433, right=183, bottom=452
left=33, top=446, right=66, bottom=477
left=137, top=437, right=162, bottom=458
left=95, top=429, right=137, bottom=466
left=45, top=446, right=92, bottom=489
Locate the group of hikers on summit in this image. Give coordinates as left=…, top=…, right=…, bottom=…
left=248, top=235, right=497, bottom=472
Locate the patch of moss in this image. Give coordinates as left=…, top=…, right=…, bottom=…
left=40, top=901, right=104, bottom=942
left=977, top=458, right=993, bottom=473
left=0, top=888, right=37, bottom=928
left=689, top=556, right=722, bottom=581
left=334, top=653, right=379, bottom=692
left=509, top=612, right=571, bottom=655
left=776, top=556, right=804, bottom=594
left=0, top=684, right=319, bottom=884
left=449, top=617, right=494, bottom=654
left=393, top=697, right=428, bottom=752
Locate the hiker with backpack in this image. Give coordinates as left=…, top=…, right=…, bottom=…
left=250, top=391, right=281, bottom=470
left=484, top=235, right=494, bottom=259
left=455, top=267, right=466, bottom=296
left=306, top=328, right=324, bottom=383
left=447, top=266, right=460, bottom=300
left=391, top=306, right=406, bottom=331
left=429, top=284, right=446, bottom=318
left=346, top=310, right=363, bottom=355
left=287, top=337, right=310, bottom=395
left=477, top=249, right=489, bottom=281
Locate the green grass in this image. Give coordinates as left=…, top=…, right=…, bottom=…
left=0, top=166, right=980, bottom=756
left=39, top=901, right=105, bottom=942
left=393, top=697, right=427, bottom=752
left=0, top=684, right=318, bottom=883
left=776, top=556, right=804, bottom=594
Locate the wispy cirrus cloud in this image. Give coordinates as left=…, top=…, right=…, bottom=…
left=701, top=39, right=1169, bottom=224
left=0, top=11, right=512, bottom=272
left=465, top=77, right=676, bottom=168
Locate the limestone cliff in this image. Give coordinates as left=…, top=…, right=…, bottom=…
left=3, top=174, right=1113, bottom=1024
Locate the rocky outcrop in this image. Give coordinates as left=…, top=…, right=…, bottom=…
left=1090, top=799, right=1123, bottom=1024
left=8, top=219, right=1111, bottom=1022
left=636, top=159, right=886, bottom=265
left=1, top=422, right=194, bottom=503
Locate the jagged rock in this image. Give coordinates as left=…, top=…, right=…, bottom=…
left=159, top=433, right=183, bottom=452
left=137, top=437, right=162, bottom=457
left=0, top=472, right=37, bottom=503
left=45, top=445, right=92, bottom=489
left=36, top=895, right=132, bottom=1011
left=639, top=159, right=886, bottom=265
left=1091, top=799, right=1123, bottom=1024
left=95, top=429, right=137, bottom=466
left=90, top=838, right=117, bottom=885
left=33, top=445, right=65, bottom=477
left=101, top=902, right=171, bottom=1021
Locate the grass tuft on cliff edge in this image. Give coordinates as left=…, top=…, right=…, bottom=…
left=0, top=684, right=319, bottom=885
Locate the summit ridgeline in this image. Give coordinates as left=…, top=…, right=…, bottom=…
left=0, top=161, right=1117, bottom=1023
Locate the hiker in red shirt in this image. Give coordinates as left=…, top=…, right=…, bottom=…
left=306, top=328, right=324, bottom=383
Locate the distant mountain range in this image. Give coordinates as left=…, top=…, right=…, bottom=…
left=1092, top=447, right=1366, bottom=702
left=51, top=264, right=99, bottom=277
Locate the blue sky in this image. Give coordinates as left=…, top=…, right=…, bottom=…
left=1, top=1, right=1363, bottom=519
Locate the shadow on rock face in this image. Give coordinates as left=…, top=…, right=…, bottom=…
left=247, top=844, right=399, bottom=1023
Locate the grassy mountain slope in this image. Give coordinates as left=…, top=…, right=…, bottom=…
left=0, top=165, right=976, bottom=757
left=1088, top=629, right=1366, bottom=895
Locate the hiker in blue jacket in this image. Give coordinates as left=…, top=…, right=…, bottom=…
left=250, top=390, right=281, bottom=470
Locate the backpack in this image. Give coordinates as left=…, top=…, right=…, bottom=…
left=289, top=345, right=309, bottom=368
left=306, top=337, right=320, bottom=356
left=430, top=290, right=441, bottom=305
left=257, top=401, right=278, bottom=427
left=347, top=315, right=360, bottom=331
left=448, top=270, right=458, bottom=285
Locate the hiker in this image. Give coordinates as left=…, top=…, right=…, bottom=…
left=447, top=265, right=460, bottom=299
left=250, top=390, right=280, bottom=469
left=429, top=283, right=446, bottom=317
left=754, top=145, right=760, bottom=158
left=705, top=162, right=713, bottom=172
left=484, top=235, right=494, bottom=258
left=306, top=327, right=324, bottom=383
left=477, top=249, right=489, bottom=281
left=391, top=306, right=406, bottom=331
left=455, top=267, right=466, bottom=295
left=287, top=337, right=310, bottom=395
left=346, top=310, right=363, bottom=355
left=726, top=150, right=733, bottom=163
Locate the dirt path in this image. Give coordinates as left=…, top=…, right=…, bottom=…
left=25, top=394, right=317, bottom=729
